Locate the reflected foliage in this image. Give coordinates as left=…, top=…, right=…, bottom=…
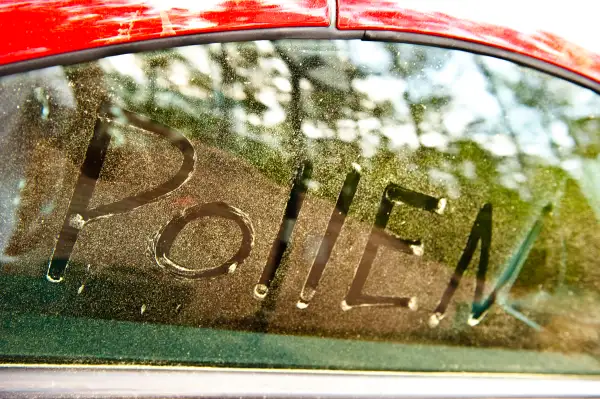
left=1, top=40, right=599, bottom=363
left=104, top=40, right=598, bottom=271
left=98, top=40, right=600, bottom=351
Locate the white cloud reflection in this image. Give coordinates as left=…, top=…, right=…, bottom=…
left=100, top=39, right=600, bottom=196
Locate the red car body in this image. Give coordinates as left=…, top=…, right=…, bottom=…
left=1, top=0, right=599, bottom=84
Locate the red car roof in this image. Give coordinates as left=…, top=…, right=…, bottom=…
left=0, top=0, right=330, bottom=65
left=0, top=0, right=599, bottom=85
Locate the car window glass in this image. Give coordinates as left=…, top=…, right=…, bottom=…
left=0, top=40, right=598, bottom=373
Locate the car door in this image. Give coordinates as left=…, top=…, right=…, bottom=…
left=0, top=1, right=599, bottom=397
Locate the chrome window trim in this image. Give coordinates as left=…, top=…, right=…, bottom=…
left=2, top=365, right=600, bottom=398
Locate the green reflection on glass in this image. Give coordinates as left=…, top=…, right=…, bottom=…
left=0, top=39, right=598, bottom=371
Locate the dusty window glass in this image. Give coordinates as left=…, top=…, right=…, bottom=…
left=0, top=40, right=599, bottom=373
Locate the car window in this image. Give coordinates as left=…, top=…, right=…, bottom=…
left=0, top=39, right=598, bottom=373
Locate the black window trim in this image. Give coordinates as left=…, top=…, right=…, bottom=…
left=1, top=27, right=599, bottom=97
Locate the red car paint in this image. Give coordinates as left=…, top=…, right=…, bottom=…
left=0, top=0, right=329, bottom=66
left=0, top=0, right=599, bottom=85
left=337, top=0, right=600, bottom=84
